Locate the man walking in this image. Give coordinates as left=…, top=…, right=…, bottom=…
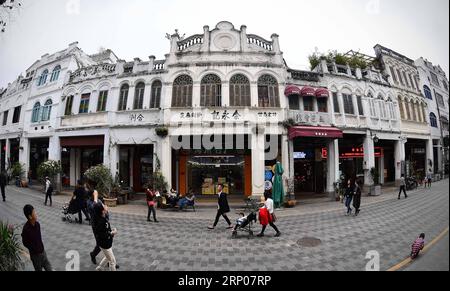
left=208, top=184, right=233, bottom=230
left=21, top=205, right=53, bottom=271
left=0, top=170, right=7, bottom=202
left=44, top=177, right=53, bottom=207
left=398, top=175, right=408, bottom=200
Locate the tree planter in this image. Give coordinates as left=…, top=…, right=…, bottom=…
left=155, top=127, right=169, bottom=138
left=369, top=185, right=382, bottom=196
left=284, top=200, right=297, bottom=208
left=103, top=198, right=118, bottom=208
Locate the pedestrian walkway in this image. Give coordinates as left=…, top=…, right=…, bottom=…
left=16, top=180, right=449, bottom=219
left=1, top=179, right=448, bottom=271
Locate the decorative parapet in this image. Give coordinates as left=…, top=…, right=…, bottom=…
left=69, top=63, right=117, bottom=83
left=247, top=34, right=273, bottom=51
left=178, top=34, right=204, bottom=51
left=153, top=60, right=166, bottom=71
left=288, top=70, right=320, bottom=82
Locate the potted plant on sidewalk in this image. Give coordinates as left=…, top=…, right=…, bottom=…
left=369, top=167, right=381, bottom=196
left=37, top=160, right=62, bottom=194
left=284, top=177, right=296, bottom=208
left=0, top=222, right=24, bottom=271
left=84, top=165, right=116, bottom=207
left=11, top=162, right=26, bottom=188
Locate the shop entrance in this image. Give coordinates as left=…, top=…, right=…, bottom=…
left=119, top=145, right=154, bottom=192
left=293, top=138, right=327, bottom=196
left=29, top=138, right=49, bottom=180
left=405, top=139, right=427, bottom=179
left=174, top=135, right=251, bottom=197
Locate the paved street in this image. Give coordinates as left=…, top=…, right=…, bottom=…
left=404, top=232, right=449, bottom=271
left=1, top=180, right=448, bottom=271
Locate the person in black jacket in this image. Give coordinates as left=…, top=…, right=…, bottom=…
left=353, top=179, right=362, bottom=216
left=0, top=171, right=7, bottom=202
left=21, top=205, right=53, bottom=271
left=72, top=180, right=90, bottom=224
left=208, top=184, right=233, bottom=230
left=94, top=203, right=117, bottom=271
left=344, top=179, right=355, bottom=216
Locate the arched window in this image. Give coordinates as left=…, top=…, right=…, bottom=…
left=150, top=80, right=162, bottom=109
left=172, top=75, right=193, bottom=107
left=424, top=85, right=433, bottom=100
left=32, top=102, right=41, bottom=123
left=229, top=74, right=251, bottom=107
left=201, top=74, right=222, bottom=107
left=378, top=95, right=387, bottom=119
left=50, top=66, right=61, bottom=82
left=430, top=113, right=438, bottom=128
left=38, top=70, right=49, bottom=86
left=258, top=75, right=279, bottom=108
left=405, top=99, right=412, bottom=120
left=65, top=95, right=74, bottom=116
left=41, top=99, right=53, bottom=121
left=410, top=101, right=417, bottom=121
left=368, top=93, right=377, bottom=117
left=134, top=82, right=145, bottom=110
left=118, top=84, right=129, bottom=111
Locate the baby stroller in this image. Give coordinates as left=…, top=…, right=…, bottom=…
left=62, top=199, right=80, bottom=224
left=232, top=198, right=261, bottom=239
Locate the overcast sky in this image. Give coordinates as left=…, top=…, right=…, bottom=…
left=0, top=0, right=448, bottom=88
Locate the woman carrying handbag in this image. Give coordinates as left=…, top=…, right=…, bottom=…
left=257, top=191, right=281, bottom=238
left=146, top=186, right=159, bottom=223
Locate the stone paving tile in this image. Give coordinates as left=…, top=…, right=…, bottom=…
left=0, top=180, right=448, bottom=271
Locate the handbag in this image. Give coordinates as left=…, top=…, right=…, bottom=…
left=271, top=213, right=277, bottom=223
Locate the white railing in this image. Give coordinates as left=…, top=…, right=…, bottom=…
left=247, top=34, right=273, bottom=51
left=178, top=35, right=204, bottom=51
left=153, top=60, right=166, bottom=71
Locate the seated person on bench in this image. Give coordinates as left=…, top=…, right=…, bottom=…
left=178, top=189, right=195, bottom=210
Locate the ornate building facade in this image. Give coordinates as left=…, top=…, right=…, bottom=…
left=1, top=22, right=448, bottom=198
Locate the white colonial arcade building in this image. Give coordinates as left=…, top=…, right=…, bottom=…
left=1, top=21, right=446, bottom=199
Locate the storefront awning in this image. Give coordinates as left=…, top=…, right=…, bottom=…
left=284, top=85, right=302, bottom=96
left=289, top=126, right=343, bottom=140
left=285, top=85, right=329, bottom=98
left=315, top=88, right=330, bottom=98
left=301, top=86, right=316, bottom=97
left=60, top=135, right=105, bottom=148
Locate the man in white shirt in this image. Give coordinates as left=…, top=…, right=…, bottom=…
left=44, top=177, right=53, bottom=207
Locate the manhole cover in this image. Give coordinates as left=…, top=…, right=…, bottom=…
left=297, top=237, right=322, bottom=248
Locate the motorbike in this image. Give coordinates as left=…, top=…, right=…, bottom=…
left=406, top=177, right=418, bottom=191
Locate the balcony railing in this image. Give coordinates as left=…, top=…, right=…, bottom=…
left=178, top=34, right=204, bottom=51
left=247, top=34, right=273, bottom=51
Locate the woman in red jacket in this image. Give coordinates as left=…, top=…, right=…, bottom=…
left=258, top=191, right=281, bottom=237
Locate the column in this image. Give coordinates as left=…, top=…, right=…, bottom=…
left=89, top=90, right=98, bottom=113
left=192, top=82, right=201, bottom=108
left=48, top=136, right=61, bottom=191
left=281, top=134, right=290, bottom=179
left=109, top=144, right=120, bottom=180
left=19, top=138, right=30, bottom=176
left=326, top=139, right=340, bottom=197
left=437, top=140, right=443, bottom=174
left=379, top=156, right=385, bottom=185
left=337, top=92, right=346, bottom=124
left=222, top=82, right=230, bottom=107
left=48, top=136, right=61, bottom=161
left=126, top=86, right=135, bottom=110
left=364, top=132, right=376, bottom=186
left=250, top=82, right=259, bottom=108
left=394, top=140, right=405, bottom=185
left=159, top=136, right=172, bottom=191
left=426, top=138, right=434, bottom=176
left=251, top=132, right=265, bottom=198
left=5, top=139, right=11, bottom=168
left=70, top=149, right=76, bottom=187
left=103, top=133, right=111, bottom=172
